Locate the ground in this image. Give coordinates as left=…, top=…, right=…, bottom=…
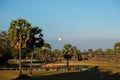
left=0, top=60, right=120, bottom=80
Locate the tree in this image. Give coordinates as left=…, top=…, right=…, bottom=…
left=27, top=27, right=44, bottom=49
left=114, top=42, right=120, bottom=63
left=53, top=49, right=62, bottom=61
left=44, top=43, right=52, bottom=49
left=42, top=43, right=52, bottom=62
left=0, top=38, right=13, bottom=66
left=105, top=48, right=114, bottom=61
left=114, top=42, right=120, bottom=54
left=0, top=31, right=9, bottom=45
left=0, top=31, right=18, bottom=60
left=94, top=48, right=104, bottom=60
left=88, top=49, right=94, bottom=59
left=63, top=44, right=72, bottom=68
left=0, top=31, right=12, bottom=66
left=36, top=43, right=51, bottom=62
left=8, top=19, right=31, bottom=77
left=77, top=49, right=82, bottom=61
left=27, top=27, right=44, bottom=75
left=71, top=46, right=78, bottom=61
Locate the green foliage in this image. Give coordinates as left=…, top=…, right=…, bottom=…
left=93, top=48, right=103, bottom=55
left=0, top=31, right=9, bottom=45
left=105, top=48, right=114, bottom=55
left=64, top=54, right=72, bottom=60
left=27, top=27, right=44, bottom=50
left=0, top=31, right=13, bottom=66
left=114, top=42, right=120, bottom=54
left=11, top=48, right=19, bottom=59
left=8, top=19, right=32, bottom=49
left=8, top=19, right=44, bottom=59
left=44, top=43, right=52, bottom=49
left=53, top=49, right=61, bottom=57
left=63, top=44, right=73, bottom=60
left=63, top=44, right=72, bottom=55
left=35, top=43, right=53, bottom=62
left=0, top=40, right=13, bottom=66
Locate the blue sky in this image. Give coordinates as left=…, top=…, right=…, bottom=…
left=0, top=0, right=120, bottom=51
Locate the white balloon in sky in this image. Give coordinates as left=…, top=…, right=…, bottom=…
left=58, top=37, right=62, bottom=41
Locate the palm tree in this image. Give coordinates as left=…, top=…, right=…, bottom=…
left=27, top=27, right=44, bottom=75
left=63, top=44, right=72, bottom=68
left=8, top=19, right=31, bottom=77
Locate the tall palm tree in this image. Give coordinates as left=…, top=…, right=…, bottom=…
left=8, top=19, right=31, bottom=77
left=63, top=44, right=72, bottom=68
left=27, top=27, right=44, bottom=75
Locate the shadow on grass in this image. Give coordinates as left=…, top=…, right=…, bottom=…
left=13, top=66, right=120, bottom=80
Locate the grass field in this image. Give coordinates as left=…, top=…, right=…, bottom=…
left=0, top=60, right=120, bottom=80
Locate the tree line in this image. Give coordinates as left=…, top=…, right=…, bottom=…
left=1, top=19, right=120, bottom=65
left=0, top=18, right=120, bottom=75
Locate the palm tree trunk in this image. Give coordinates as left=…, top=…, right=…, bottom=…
left=29, top=52, right=33, bottom=75
left=67, top=59, right=69, bottom=68
left=19, top=34, right=22, bottom=77
left=29, top=45, right=34, bottom=75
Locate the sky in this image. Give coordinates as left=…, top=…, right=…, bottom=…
left=0, top=0, right=120, bottom=51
